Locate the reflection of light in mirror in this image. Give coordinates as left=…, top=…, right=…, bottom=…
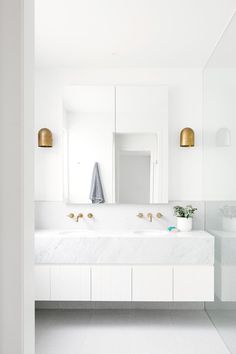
left=220, top=205, right=236, bottom=232
left=216, top=127, right=231, bottom=147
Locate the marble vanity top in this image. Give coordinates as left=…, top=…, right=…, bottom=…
left=209, top=229, right=236, bottom=265
left=35, top=229, right=214, bottom=265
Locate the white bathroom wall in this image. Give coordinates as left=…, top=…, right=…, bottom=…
left=35, top=201, right=204, bottom=230
left=204, top=68, right=236, bottom=201
left=0, top=1, right=34, bottom=353
left=35, top=68, right=203, bottom=202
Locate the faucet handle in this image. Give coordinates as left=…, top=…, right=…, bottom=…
left=87, top=213, right=94, bottom=219
left=67, top=213, right=75, bottom=219
left=137, top=213, right=144, bottom=218
left=156, top=212, right=163, bottom=219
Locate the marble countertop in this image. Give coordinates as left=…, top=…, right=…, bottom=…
left=35, top=229, right=214, bottom=265
left=209, top=229, right=236, bottom=265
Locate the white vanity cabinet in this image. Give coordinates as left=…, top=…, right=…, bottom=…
left=132, top=266, right=173, bottom=301
left=91, top=266, right=132, bottom=301
left=35, top=265, right=51, bottom=301
left=35, top=264, right=214, bottom=302
left=50, top=265, right=90, bottom=301
left=173, top=266, right=214, bottom=301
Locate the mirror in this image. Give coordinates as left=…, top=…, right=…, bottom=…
left=63, top=85, right=168, bottom=204
left=115, top=133, right=157, bottom=204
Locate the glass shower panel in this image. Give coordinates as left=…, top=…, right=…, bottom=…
left=203, top=12, right=236, bottom=354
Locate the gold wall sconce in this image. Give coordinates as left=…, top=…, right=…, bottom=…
left=38, top=128, right=53, bottom=148
left=180, top=127, right=195, bottom=147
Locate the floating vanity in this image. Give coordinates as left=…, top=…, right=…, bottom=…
left=35, top=230, right=214, bottom=302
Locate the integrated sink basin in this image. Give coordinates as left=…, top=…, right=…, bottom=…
left=35, top=229, right=214, bottom=265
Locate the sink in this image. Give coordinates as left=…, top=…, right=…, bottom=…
left=35, top=229, right=214, bottom=265
left=133, top=230, right=170, bottom=236
left=58, top=229, right=170, bottom=237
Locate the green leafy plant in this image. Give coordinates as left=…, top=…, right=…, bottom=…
left=173, top=205, right=197, bottom=219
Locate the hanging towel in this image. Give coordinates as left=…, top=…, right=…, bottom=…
left=89, top=162, right=105, bottom=204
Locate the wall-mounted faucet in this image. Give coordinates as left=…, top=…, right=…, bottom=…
left=76, top=213, right=84, bottom=222
left=67, top=213, right=94, bottom=222
left=136, top=212, right=163, bottom=222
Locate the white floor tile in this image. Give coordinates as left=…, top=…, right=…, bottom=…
left=36, top=310, right=230, bottom=354
left=207, top=310, right=236, bottom=354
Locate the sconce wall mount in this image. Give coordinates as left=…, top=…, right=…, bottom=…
left=38, top=128, right=53, bottom=148
left=180, top=127, right=195, bottom=147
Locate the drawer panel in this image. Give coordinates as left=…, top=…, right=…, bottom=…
left=92, top=266, right=131, bottom=301
left=51, top=265, right=90, bottom=301
left=35, top=265, right=51, bottom=301
left=174, top=266, right=214, bottom=301
left=132, top=266, right=173, bottom=301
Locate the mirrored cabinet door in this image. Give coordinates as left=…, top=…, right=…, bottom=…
left=116, top=85, right=168, bottom=133
left=63, top=86, right=115, bottom=203
left=115, top=86, right=168, bottom=203
left=115, top=133, right=158, bottom=203
left=63, top=85, right=168, bottom=204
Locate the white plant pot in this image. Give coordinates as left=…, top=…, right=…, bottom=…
left=177, top=217, right=192, bottom=232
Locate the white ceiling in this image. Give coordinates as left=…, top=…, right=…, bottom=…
left=35, top=0, right=236, bottom=68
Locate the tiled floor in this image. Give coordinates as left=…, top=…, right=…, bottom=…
left=36, top=310, right=230, bottom=354
left=207, top=310, right=236, bottom=354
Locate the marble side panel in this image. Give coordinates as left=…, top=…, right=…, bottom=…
left=210, top=230, right=236, bottom=265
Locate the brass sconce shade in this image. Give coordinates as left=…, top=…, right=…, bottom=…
left=180, top=127, right=195, bottom=147
left=38, top=128, right=53, bottom=147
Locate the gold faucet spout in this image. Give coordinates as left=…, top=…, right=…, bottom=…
left=147, top=212, right=153, bottom=222
left=76, top=213, right=84, bottom=222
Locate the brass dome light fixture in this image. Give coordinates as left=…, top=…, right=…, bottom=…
left=180, top=127, right=195, bottom=147
left=38, top=128, right=53, bottom=148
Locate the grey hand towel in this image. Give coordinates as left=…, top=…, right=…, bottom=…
left=89, top=162, right=105, bottom=204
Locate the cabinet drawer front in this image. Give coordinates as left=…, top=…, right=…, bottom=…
left=92, top=266, right=131, bottom=301
left=51, top=266, right=90, bottom=301
left=35, top=266, right=51, bottom=301
left=132, top=266, right=173, bottom=301
left=174, top=266, right=214, bottom=301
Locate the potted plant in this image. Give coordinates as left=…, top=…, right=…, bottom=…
left=173, top=205, right=197, bottom=232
